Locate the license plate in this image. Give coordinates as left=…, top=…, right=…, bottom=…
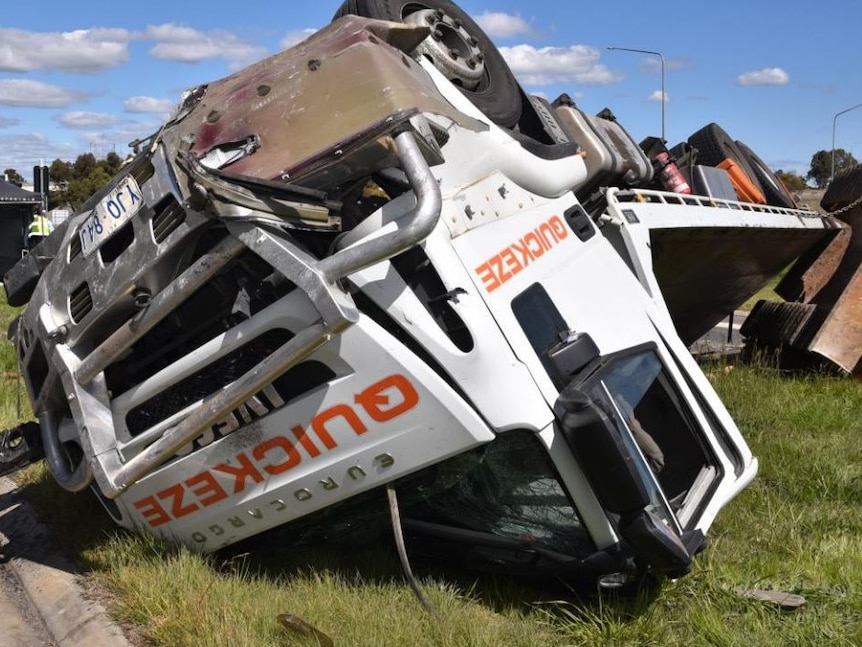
left=79, top=175, right=143, bottom=257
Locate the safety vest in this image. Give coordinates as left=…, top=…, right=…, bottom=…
left=28, top=215, right=52, bottom=237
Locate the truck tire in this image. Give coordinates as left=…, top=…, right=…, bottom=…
left=821, top=164, right=862, bottom=212
left=687, top=123, right=765, bottom=202
left=333, top=0, right=523, bottom=128
left=735, top=140, right=797, bottom=208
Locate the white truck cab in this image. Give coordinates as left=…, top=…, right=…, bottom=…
left=5, top=13, right=756, bottom=590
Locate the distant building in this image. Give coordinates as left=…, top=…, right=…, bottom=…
left=49, top=208, right=71, bottom=227
left=0, top=180, right=42, bottom=276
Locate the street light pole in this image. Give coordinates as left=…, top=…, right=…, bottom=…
left=831, top=102, right=862, bottom=184
left=607, top=46, right=665, bottom=142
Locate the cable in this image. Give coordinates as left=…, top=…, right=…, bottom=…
left=386, top=483, right=441, bottom=620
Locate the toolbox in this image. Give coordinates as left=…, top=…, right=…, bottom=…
left=690, top=164, right=738, bottom=201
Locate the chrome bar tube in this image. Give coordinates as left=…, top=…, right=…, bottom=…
left=75, top=236, right=247, bottom=385
left=317, top=130, right=442, bottom=282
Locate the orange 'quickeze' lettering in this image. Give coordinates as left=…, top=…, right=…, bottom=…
left=475, top=215, right=569, bottom=293
left=131, top=374, right=420, bottom=528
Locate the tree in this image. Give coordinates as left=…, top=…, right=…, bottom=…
left=3, top=168, right=24, bottom=186
left=46, top=159, right=72, bottom=209
left=775, top=170, right=806, bottom=193
left=72, top=152, right=97, bottom=180
left=100, top=151, right=123, bottom=176
left=807, top=149, right=857, bottom=188
left=37, top=152, right=124, bottom=210
left=49, top=158, right=72, bottom=184
left=65, top=166, right=112, bottom=211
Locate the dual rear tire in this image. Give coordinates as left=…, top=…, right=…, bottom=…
left=333, top=0, right=523, bottom=128
left=687, top=122, right=796, bottom=208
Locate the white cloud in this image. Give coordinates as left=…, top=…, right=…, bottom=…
left=123, top=96, right=175, bottom=114
left=0, top=80, right=90, bottom=108
left=106, top=121, right=164, bottom=142
left=280, top=29, right=317, bottom=50
left=474, top=12, right=532, bottom=39
left=0, top=132, right=79, bottom=172
left=58, top=111, right=122, bottom=129
left=648, top=90, right=668, bottom=103
left=144, top=23, right=268, bottom=69
left=148, top=40, right=219, bottom=62
left=737, top=67, right=790, bottom=86
left=0, top=122, right=161, bottom=173
left=143, top=24, right=202, bottom=42
left=80, top=120, right=165, bottom=154
left=87, top=27, right=133, bottom=42
left=0, top=27, right=130, bottom=73
left=0, top=22, right=288, bottom=76
left=500, top=44, right=623, bottom=86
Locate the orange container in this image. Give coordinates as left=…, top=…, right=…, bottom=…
left=718, top=158, right=766, bottom=204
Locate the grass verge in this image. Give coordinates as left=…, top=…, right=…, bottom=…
left=2, top=302, right=860, bottom=645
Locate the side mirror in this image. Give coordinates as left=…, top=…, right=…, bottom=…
left=618, top=508, right=693, bottom=575
left=546, top=331, right=599, bottom=388
left=554, top=386, right=650, bottom=516
left=555, top=386, right=694, bottom=573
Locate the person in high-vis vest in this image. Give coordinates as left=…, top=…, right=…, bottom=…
left=27, top=210, right=53, bottom=249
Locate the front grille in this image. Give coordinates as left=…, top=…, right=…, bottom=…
left=68, top=234, right=82, bottom=262
left=69, top=282, right=93, bottom=324
left=125, top=328, right=335, bottom=435
left=152, top=196, right=186, bottom=243
left=99, top=221, right=135, bottom=264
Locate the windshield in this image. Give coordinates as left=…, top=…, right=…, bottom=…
left=406, top=429, right=596, bottom=559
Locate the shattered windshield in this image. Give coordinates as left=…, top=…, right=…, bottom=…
left=406, top=430, right=595, bottom=559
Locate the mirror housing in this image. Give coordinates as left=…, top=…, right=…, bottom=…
left=555, top=386, right=695, bottom=573
left=555, top=386, right=650, bottom=516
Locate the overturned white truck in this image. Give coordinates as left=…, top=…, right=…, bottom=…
left=3, top=5, right=769, bottom=590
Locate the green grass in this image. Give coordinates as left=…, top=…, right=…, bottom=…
left=2, top=298, right=861, bottom=646
left=739, top=265, right=790, bottom=311
left=0, top=303, right=31, bottom=428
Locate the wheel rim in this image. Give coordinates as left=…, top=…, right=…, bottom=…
left=403, top=8, right=485, bottom=90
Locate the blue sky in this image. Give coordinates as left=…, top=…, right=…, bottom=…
left=1, top=1, right=859, bottom=184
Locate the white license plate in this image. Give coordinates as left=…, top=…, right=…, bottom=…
left=79, top=175, right=143, bottom=257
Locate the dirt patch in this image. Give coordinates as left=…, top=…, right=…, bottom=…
left=795, top=189, right=827, bottom=213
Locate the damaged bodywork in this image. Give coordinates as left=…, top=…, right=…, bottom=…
left=2, top=6, right=839, bottom=594
left=741, top=169, right=862, bottom=376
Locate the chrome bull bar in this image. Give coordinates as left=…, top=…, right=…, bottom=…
left=41, top=130, right=442, bottom=498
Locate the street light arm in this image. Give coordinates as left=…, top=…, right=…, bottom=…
left=830, top=101, right=862, bottom=183
left=607, top=46, right=663, bottom=58
left=835, top=102, right=862, bottom=120
left=607, top=46, right=666, bottom=142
